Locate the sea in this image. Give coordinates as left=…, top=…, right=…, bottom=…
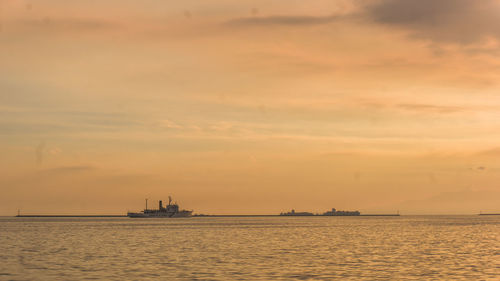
left=0, top=216, right=498, bottom=280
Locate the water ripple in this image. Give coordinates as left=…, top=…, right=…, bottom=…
left=0, top=216, right=498, bottom=280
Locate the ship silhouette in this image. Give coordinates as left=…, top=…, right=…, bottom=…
left=127, top=196, right=192, bottom=218
left=280, top=208, right=360, bottom=216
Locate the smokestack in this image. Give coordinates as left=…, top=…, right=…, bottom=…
left=159, top=200, right=163, bottom=210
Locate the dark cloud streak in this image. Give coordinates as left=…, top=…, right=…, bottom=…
left=365, top=0, right=500, bottom=44
left=397, top=103, right=465, bottom=114
left=225, top=14, right=341, bottom=27
left=43, top=165, right=96, bottom=174
left=224, top=1, right=500, bottom=46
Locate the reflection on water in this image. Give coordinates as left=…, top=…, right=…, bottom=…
left=0, top=216, right=498, bottom=280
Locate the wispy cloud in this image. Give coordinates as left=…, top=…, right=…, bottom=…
left=44, top=165, right=96, bottom=174
left=226, top=1, right=500, bottom=46
left=158, top=119, right=182, bottom=129
left=11, top=17, right=119, bottom=33
left=396, top=103, right=465, bottom=114
left=224, top=14, right=341, bottom=27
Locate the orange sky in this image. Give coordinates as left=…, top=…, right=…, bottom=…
left=1, top=0, right=500, bottom=215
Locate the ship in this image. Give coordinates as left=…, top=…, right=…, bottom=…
left=280, top=208, right=360, bottom=216
left=127, top=196, right=193, bottom=218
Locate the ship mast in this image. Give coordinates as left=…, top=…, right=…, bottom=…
left=145, top=198, right=148, bottom=211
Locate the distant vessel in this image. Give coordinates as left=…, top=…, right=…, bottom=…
left=280, top=208, right=360, bottom=216
left=127, top=197, right=192, bottom=218
left=321, top=208, right=360, bottom=216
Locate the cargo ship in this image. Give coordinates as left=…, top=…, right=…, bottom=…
left=127, top=197, right=192, bottom=218
left=280, top=208, right=360, bottom=216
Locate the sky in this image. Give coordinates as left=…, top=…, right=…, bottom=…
left=1, top=0, right=500, bottom=215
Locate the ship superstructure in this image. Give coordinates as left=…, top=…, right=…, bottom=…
left=127, top=196, right=192, bottom=218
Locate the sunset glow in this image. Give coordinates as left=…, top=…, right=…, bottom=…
left=2, top=0, right=500, bottom=214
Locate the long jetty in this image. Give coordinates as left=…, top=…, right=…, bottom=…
left=16, top=215, right=126, bottom=217
left=194, top=214, right=400, bottom=217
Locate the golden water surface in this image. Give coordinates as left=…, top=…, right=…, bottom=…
left=1, top=216, right=498, bottom=280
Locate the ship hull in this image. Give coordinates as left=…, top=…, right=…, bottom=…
left=127, top=210, right=192, bottom=218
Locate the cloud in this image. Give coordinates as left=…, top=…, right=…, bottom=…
left=365, top=0, right=500, bottom=44
left=223, top=1, right=500, bottom=47
left=396, top=103, right=464, bottom=114
left=48, top=147, right=62, bottom=155
left=44, top=165, right=96, bottom=174
left=224, top=14, right=340, bottom=27
left=158, top=119, right=182, bottom=129
left=235, top=51, right=335, bottom=76
left=13, top=17, right=118, bottom=33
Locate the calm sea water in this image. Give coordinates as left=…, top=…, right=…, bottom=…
left=0, top=216, right=498, bottom=280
